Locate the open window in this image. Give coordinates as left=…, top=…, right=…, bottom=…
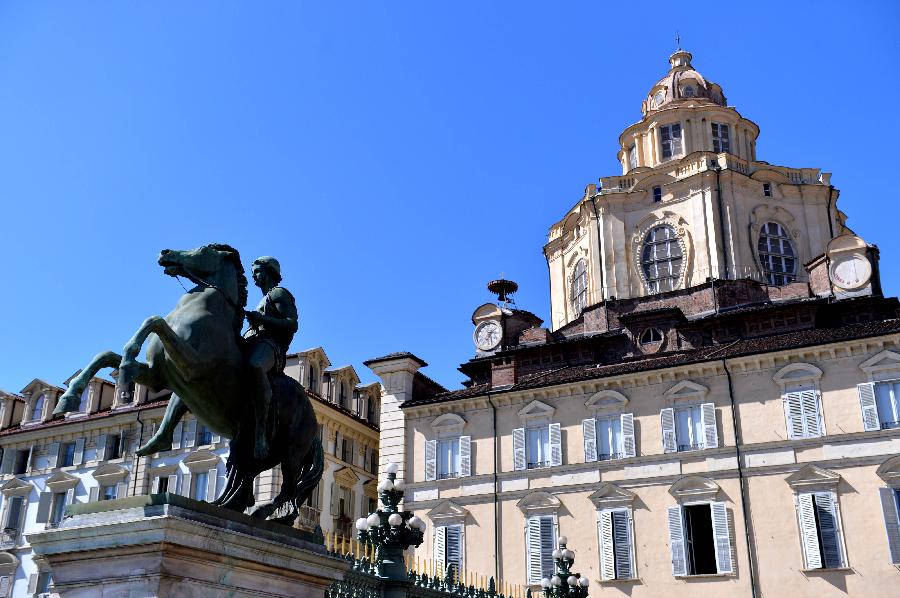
left=667, top=477, right=733, bottom=577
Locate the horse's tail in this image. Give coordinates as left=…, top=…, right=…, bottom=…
left=294, top=435, right=324, bottom=509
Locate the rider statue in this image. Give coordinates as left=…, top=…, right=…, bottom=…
left=244, top=256, right=298, bottom=459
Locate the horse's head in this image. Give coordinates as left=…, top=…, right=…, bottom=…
left=158, top=244, right=248, bottom=313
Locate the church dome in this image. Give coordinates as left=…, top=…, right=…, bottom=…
left=644, top=50, right=726, bottom=114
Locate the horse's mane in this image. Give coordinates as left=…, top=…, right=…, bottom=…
left=206, top=243, right=248, bottom=340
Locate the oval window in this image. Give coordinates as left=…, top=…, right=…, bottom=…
left=641, top=225, right=683, bottom=293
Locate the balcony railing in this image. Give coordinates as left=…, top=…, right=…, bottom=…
left=437, top=471, right=459, bottom=480
left=598, top=452, right=624, bottom=461
left=0, top=529, right=19, bottom=550
left=296, top=505, right=321, bottom=530
left=677, top=443, right=705, bottom=453
left=527, top=461, right=550, bottom=470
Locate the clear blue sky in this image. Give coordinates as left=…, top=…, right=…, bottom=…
left=1, top=2, right=899, bottom=393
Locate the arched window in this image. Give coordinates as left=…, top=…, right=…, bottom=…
left=640, top=328, right=664, bottom=345
left=571, top=259, right=588, bottom=315
left=757, top=222, right=796, bottom=285
left=78, top=387, right=90, bottom=412
left=682, top=85, right=695, bottom=98
left=30, top=394, right=45, bottom=421
left=308, top=365, right=318, bottom=393
left=641, top=225, right=682, bottom=293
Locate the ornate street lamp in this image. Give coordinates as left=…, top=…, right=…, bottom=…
left=355, top=462, right=426, bottom=580
left=539, top=536, right=589, bottom=597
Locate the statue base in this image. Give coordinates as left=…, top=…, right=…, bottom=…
left=27, top=493, right=349, bottom=597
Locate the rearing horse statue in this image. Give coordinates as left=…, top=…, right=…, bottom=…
left=53, top=244, right=323, bottom=520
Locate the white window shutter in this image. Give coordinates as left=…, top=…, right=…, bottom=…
left=89, top=486, right=100, bottom=503
left=151, top=476, right=161, bottom=494
left=424, top=440, right=437, bottom=482
left=701, top=403, right=718, bottom=448
left=667, top=505, right=687, bottom=576
left=167, top=474, right=178, bottom=494
left=797, top=493, right=822, bottom=568
left=783, top=392, right=804, bottom=439
left=814, top=492, right=843, bottom=568
left=48, top=442, right=60, bottom=469
left=612, top=509, right=634, bottom=580
left=434, top=525, right=447, bottom=569
left=96, top=434, right=107, bottom=462
left=180, top=473, right=192, bottom=497
left=66, top=488, right=75, bottom=508
left=858, top=382, right=880, bottom=431
left=548, top=423, right=562, bottom=467
left=513, top=428, right=526, bottom=471
left=116, top=482, right=129, bottom=500
left=73, top=437, right=85, bottom=466
left=801, top=390, right=823, bottom=438
left=35, top=492, right=52, bottom=524
left=0, top=449, right=12, bottom=474
left=598, top=510, right=615, bottom=580
left=330, top=484, right=339, bottom=516
left=171, top=422, right=183, bottom=450
left=184, top=419, right=197, bottom=448
left=458, top=436, right=471, bottom=477
left=15, top=498, right=26, bottom=535
left=526, top=517, right=544, bottom=583
left=446, top=525, right=463, bottom=578
left=0, top=574, right=10, bottom=597
left=207, top=468, right=218, bottom=502
left=660, top=408, right=677, bottom=453
left=879, top=488, right=900, bottom=564
left=582, top=418, right=597, bottom=463
left=710, top=502, right=734, bottom=574
left=26, top=445, right=35, bottom=472
left=621, top=413, right=636, bottom=458
left=539, top=517, right=555, bottom=579
left=120, top=429, right=129, bottom=456
left=27, top=573, right=37, bottom=595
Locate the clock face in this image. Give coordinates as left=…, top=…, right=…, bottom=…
left=474, top=320, right=502, bottom=351
left=829, top=254, right=872, bottom=290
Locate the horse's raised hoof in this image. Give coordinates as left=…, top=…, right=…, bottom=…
left=136, top=436, right=172, bottom=457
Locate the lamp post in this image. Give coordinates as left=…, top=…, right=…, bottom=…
left=538, top=536, right=590, bottom=597
left=354, top=462, right=426, bottom=583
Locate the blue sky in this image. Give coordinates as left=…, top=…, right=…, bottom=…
left=1, top=2, right=898, bottom=392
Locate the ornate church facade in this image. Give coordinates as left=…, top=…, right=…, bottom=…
left=369, top=50, right=900, bottom=597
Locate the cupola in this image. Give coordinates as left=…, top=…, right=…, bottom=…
left=643, top=49, right=726, bottom=115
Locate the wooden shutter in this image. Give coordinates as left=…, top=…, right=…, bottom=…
left=801, top=390, right=822, bottom=438
left=582, top=418, right=597, bottom=463
left=184, top=419, right=197, bottom=448
left=858, top=382, right=880, bottom=431
left=181, top=473, right=192, bottom=497
left=96, top=434, right=107, bottom=462
left=621, top=413, right=636, bottom=458
left=548, top=423, right=562, bottom=467
left=119, top=429, right=129, bottom=457
left=446, top=525, right=463, bottom=578
left=330, top=484, right=339, bottom=516
left=89, top=486, right=100, bottom=503
left=73, top=437, right=85, bottom=466
left=814, top=492, right=843, bottom=568
left=116, top=482, right=129, bottom=500
left=0, top=448, right=13, bottom=474
left=35, top=492, right=52, bottom=524
left=667, top=505, right=687, bottom=576
left=513, top=428, right=526, bottom=471
left=700, top=403, right=718, bottom=448
left=660, top=409, right=677, bottom=453
left=797, top=493, right=822, bottom=568
left=598, top=510, right=614, bottom=580
left=424, top=439, right=437, bottom=481
left=710, top=502, right=733, bottom=574
left=26, top=445, right=35, bottom=473
left=526, top=517, right=544, bottom=583
left=65, top=489, right=75, bottom=509
left=166, top=474, right=178, bottom=495
left=151, top=476, right=161, bottom=493
left=612, top=509, right=634, bottom=580
left=879, top=488, right=900, bottom=564
left=539, top=517, right=555, bottom=580
left=48, top=442, right=60, bottom=469
left=171, top=422, right=183, bottom=450
left=459, top=436, right=471, bottom=477
left=434, top=525, right=447, bottom=568
left=0, top=574, right=10, bottom=597
left=783, top=392, right=805, bottom=439
left=207, top=468, right=218, bottom=502
left=27, top=573, right=37, bottom=595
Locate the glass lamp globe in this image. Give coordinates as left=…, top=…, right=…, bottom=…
left=388, top=513, right=403, bottom=526
left=392, top=480, right=405, bottom=492
left=355, top=518, right=369, bottom=531
left=385, top=462, right=399, bottom=474
left=550, top=575, right=562, bottom=587
left=377, top=479, right=394, bottom=493
left=552, top=549, right=562, bottom=559
left=408, top=516, right=422, bottom=529
left=567, top=575, right=577, bottom=586
left=563, top=549, right=575, bottom=560
left=558, top=536, right=568, bottom=545
left=540, top=578, right=550, bottom=589
left=366, top=513, right=381, bottom=528
left=578, top=577, right=590, bottom=587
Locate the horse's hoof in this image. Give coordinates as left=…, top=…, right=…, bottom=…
left=136, top=438, right=171, bottom=456
left=52, top=395, right=79, bottom=417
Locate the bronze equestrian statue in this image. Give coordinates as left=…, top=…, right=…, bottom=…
left=52, top=244, right=323, bottom=521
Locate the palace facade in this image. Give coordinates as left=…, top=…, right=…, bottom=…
left=0, top=347, right=380, bottom=597
left=368, top=50, right=900, bottom=597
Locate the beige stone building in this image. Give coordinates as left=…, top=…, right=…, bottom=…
left=0, top=346, right=379, bottom=597
left=367, top=50, right=900, bottom=597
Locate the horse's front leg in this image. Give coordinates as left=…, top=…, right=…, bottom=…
left=137, top=393, right=188, bottom=456
left=53, top=351, right=151, bottom=416
left=120, top=316, right=206, bottom=399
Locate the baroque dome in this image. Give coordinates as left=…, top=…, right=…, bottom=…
left=644, top=50, right=726, bottom=114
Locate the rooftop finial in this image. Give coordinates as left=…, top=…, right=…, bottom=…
left=675, top=31, right=681, bottom=51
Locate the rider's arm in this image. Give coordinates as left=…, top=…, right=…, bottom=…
left=254, top=288, right=298, bottom=333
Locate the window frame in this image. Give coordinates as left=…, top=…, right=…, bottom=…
left=628, top=144, right=637, bottom=171
left=570, top=259, right=588, bottom=316
left=436, top=437, right=461, bottom=480
left=757, top=221, right=797, bottom=286
left=873, top=379, right=900, bottom=430
left=597, top=507, right=636, bottom=580
left=652, top=185, right=662, bottom=203
left=524, top=514, right=558, bottom=584
left=658, top=123, right=683, bottom=160
left=640, top=224, right=683, bottom=294
left=525, top=426, right=551, bottom=470
left=711, top=122, right=730, bottom=153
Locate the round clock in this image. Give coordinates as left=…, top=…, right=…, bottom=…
left=473, top=320, right=502, bottom=351
left=829, top=253, right=872, bottom=290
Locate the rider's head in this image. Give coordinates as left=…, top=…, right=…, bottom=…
left=251, top=256, right=282, bottom=286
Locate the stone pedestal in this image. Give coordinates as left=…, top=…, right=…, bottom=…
left=27, top=493, right=349, bottom=597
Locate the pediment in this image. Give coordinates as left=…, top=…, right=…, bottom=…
left=183, top=449, right=219, bottom=471
left=0, top=477, right=33, bottom=496
left=669, top=476, right=720, bottom=501
left=45, top=470, right=79, bottom=491
left=297, top=347, right=332, bottom=368
left=363, top=480, right=379, bottom=498
left=589, top=482, right=636, bottom=508
left=877, top=455, right=900, bottom=485
left=427, top=500, right=469, bottom=525
left=773, top=363, right=823, bottom=386
left=860, top=350, right=900, bottom=375
left=517, top=491, right=561, bottom=515
left=431, top=413, right=466, bottom=433
left=92, top=463, right=129, bottom=483
left=517, top=400, right=555, bottom=420
left=19, top=378, right=58, bottom=397
left=333, top=467, right=360, bottom=488
left=785, top=464, right=840, bottom=490
left=585, top=390, right=628, bottom=411
left=663, top=380, right=708, bottom=402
